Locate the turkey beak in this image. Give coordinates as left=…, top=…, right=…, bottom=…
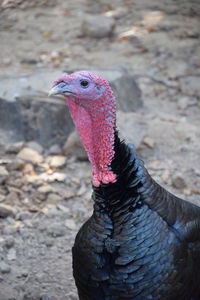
left=48, top=82, right=74, bottom=97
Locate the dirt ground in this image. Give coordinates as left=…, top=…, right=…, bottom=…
left=0, top=0, right=200, bottom=299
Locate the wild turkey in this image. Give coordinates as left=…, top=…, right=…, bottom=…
left=49, top=71, right=200, bottom=300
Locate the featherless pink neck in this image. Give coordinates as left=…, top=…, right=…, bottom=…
left=66, top=80, right=116, bottom=187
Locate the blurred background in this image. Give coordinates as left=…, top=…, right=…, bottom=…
left=0, top=0, right=200, bottom=299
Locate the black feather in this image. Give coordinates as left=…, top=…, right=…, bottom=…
left=72, top=131, right=200, bottom=300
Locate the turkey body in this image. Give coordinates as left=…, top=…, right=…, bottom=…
left=73, top=133, right=200, bottom=300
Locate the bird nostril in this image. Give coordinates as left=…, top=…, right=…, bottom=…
left=57, top=81, right=66, bottom=88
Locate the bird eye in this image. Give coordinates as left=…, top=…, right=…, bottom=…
left=80, top=80, right=89, bottom=88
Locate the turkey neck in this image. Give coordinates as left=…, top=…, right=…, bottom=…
left=66, top=89, right=117, bottom=187
left=92, top=131, right=145, bottom=217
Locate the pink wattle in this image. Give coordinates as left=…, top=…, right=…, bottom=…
left=66, top=82, right=116, bottom=187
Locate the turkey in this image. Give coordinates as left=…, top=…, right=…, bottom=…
left=49, top=71, right=200, bottom=300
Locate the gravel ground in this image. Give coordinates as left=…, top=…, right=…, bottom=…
left=0, top=0, right=200, bottom=299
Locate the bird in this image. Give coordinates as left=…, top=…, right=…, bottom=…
left=49, top=71, right=200, bottom=300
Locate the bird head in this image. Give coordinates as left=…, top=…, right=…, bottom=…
left=49, top=70, right=107, bottom=102
left=49, top=71, right=117, bottom=187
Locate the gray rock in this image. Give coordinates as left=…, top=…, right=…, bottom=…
left=37, top=192, right=46, bottom=201
left=7, top=158, right=25, bottom=171
left=177, top=97, right=190, bottom=110
left=48, top=144, right=61, bottom=155
left=58, top=188, right=76, bottom=200
left=0, top=204, right=16, bottom=218
left=0, top=166, right=8, bottom=177
left=0, top=97, right=24, bottom=144
left=63, top=131, right=87, bottom=160
left=35, top=272, right=45, bottom=282
left=3, top=225, right=18, bottom=235
left=142, top=136, right=155, bottom=149
left=105, top=7, right=128, bottom=20
left=20, top=270, right=29, bottom=278
left=23, top=163, right=34, bottom=174
left=67, top=292, right=78, bottom=300
left=0, top=71, right=74, bottom=146
left=117, top=111, right=147, bottom=149
left=45, top=238, right=54, bottom=247
left=5, top=141, right=24, bottom=154
left=40, top=172, right=66, bottom=182
left=82, top=15, right=115, bottom=38
left=37, top=185, right=53, bottom=194
left=17, top=147, right=43, bottom=164
left=7, top=177, right=23, bottom=189
left=0, top=194, right=5, bottom=202
left=5, top=191, right=19, bottom=204
left=179, top=76, right=200, bottom=97
left=172, top=174, right=187, bottom=190
left=110, top=73, right=142, bottom=112
left=7, top=248, right=16, bottom=261
left=0, top=186, right=6, bottom=196
left=157, top=18, right=179, bottom=32
left=19, top=227, right=31, bottom=239
left=76, top=184, right=87, bottom=196
left=40, top=294, right=51, bottom=300
left=0, top=261, right=11, bottom=274
left=165, top=61, right=188, bottom=79
left=0, top=166, right=8, bottom=184
left=17, top=289, right=25, bottom=300
left=57, top=204, right=70, bottom=214
left=26, top=141, right=44, bottom=154
left=48, top=155, right=66, bottom=168
left=0, top=177, right=7, bottom=185
left=0, top=71, right=61, bottom=103
left=47, top=193, right=62, bottom=202
left=65, top=219, right=76, bottom=230
left=4, top=236, right=15, bottom=248
left=43, top=204, right=60, bottom=217
left=47, top=223, right=66, bottom=237
left=15, top=211, right=32, bottom=221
